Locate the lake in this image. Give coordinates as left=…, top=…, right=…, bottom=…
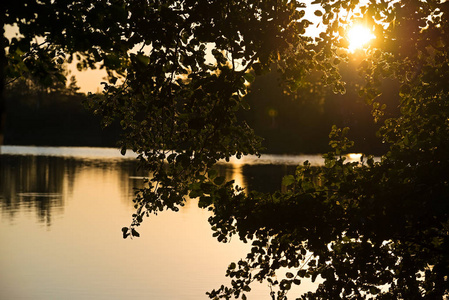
left=0, top=146, right=355, bottom=299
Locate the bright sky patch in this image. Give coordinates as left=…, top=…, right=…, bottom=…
left=347, top=25, right=375, bottom=52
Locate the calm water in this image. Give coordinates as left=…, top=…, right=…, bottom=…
left=0, top=146, right=339, bottom=300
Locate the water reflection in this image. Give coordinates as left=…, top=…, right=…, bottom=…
left=0, top=155, right=147, bottom=226
left=0, top=147, right=321, bottom=300
left=1, top=156, right=66, bottom=225
left=0, top=151, right=302, bottom=228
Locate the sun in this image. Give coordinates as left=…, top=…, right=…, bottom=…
left=347, top=25, right=375, bottom=52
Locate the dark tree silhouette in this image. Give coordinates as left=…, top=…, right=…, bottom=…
left=6, top=0, right=449, bottom=298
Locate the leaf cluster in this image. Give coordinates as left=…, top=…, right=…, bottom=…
left=87, top=0, right=313, bottom=238
left=98, top=0, right=449, bottom=298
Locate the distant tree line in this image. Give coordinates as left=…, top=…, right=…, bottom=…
left=4, top=79, right=121, bottom=147
left=5, top=67, right=395, bottom=155
left=242, top=58, right=399, bottom=155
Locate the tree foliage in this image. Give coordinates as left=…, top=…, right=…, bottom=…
left=6, top=0, right=449, bottom=299
left=2, top=0, right=133, bottom=143
left=204, top=1, right=449, bottom=298
left=89, top=0, right=310, bottom=235
left=4, top=0, right=131, bottom=84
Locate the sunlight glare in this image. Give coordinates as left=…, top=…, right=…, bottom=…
left=347, top=25, right=375, bottom=52
left=347, top=153, right=363, bottom=160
